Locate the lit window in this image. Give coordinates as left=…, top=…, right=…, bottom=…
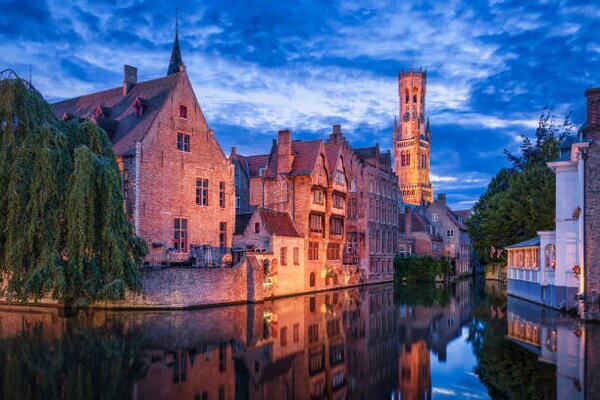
left=432, top=213, right=438, bottom=222
left=179, top=105, right=187, bottom=119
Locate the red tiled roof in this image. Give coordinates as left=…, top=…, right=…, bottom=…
left=258, top=208, right=301, bottom=237
left=325, top=142, right=341, bottom=179
left=247, top=154, right=269, bottom=177
left=51, top=73, right=180, bottom=156
left=264, top=139, right=323, bottom=178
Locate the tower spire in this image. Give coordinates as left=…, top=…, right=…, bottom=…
left=167, top=8, right=184, bottom=76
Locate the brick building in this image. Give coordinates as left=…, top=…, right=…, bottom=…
left=327, top=125, right=401, bottom=283
left=233, top=208, right=305, bottom=297
left=584, top=86, right=600, bottom=318
left=235, top=129, right=352, bottom=292
left=393, top=68, right=434, bottom=205
left=421, top=194, right=472, bottom=276
left=51, top=28, right=235, bottom=262
left=398, top=206, right=444, bottom=258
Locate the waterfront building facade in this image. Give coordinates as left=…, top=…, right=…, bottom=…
left=506, top=132, right=589, bottom=309
left=327, top=124, right=401, bottom=283
left=398, top=205, right=444, bottom=258
left=393, top=68, right=433, bottom=205
left=51, top=30, right=235, bottom=263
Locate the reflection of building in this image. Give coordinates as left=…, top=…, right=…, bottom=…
left=506, top=296, right=590, bottom=400
left=0, top=282, right=476, bottom=399
left=397, top=341, right=431, bottom=400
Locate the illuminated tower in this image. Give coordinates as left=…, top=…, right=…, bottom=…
left=393, top=68, right=433, bottom=205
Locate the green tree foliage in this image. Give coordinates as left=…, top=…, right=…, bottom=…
left=0, top=72, right=146, bottom=304
left=467, top=110, right=574, bottom=264
left=394, top=254, right=451, bottom=283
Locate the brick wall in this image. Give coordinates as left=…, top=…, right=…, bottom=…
left=584, top=89, right=600, bottom=313
left=135, top=71, right=235, bottom=261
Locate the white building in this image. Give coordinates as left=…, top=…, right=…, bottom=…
left=506, top=136, right=590, bottom=309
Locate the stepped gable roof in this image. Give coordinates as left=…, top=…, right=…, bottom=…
left=506, top=237, right=540, bottom=249
left=258, top=208, right=301, bottom=237
left=264, top=139, right=323, bottom=178
left=51, top=73, right=179, bottom=156
left=234, top=213, right=253, bottom=235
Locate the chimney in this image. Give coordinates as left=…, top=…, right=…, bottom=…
left=437, top=193, right=446, bottom=205
left=230, top=146, right=237, bottom=158
left=277, top=129, right=293, bottom=174
left=405, top=206, right=412, bottom=236
left=585, top=88, right=600, bottom=139
left=123, top=65, right=137, bottom=95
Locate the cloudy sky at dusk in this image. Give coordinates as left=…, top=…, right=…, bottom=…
left=1, top=0, right=599, bottom=208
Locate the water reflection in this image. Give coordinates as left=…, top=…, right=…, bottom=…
left=0, top=281, right=597, bottom=399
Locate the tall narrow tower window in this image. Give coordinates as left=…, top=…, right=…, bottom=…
left=405, top=90, right=410, bottom=104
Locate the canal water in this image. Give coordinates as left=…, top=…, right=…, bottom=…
left=0, top=279, right=597, bottom=399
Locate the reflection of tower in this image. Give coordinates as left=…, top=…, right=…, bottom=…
left=397, top=341, right=432, bottom=400
left=393, top=68, right=433, bottom=205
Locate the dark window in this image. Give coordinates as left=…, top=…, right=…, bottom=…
left=281, top=247, right=287, bottom=266
left=174, top=218, right=188, bottom=252
left=179, top=105, right=187, bottom=119
left=293, top=323, right=300, bottom=342
left=333, top=193, right=345, bottom=209
left=308, top=242, right=319, bottom=261
left=219, top=222, right=226, bottom=251
left=177, top=133, right=190, bottom=152
left=196, top=178, right=209, bottom=206
left=219, top=343, right=226, bottom=372
left=309, top=213, right=324, bottom=234
left=327, top=243, right=341, bottom=260
left=309, top=297, right=316, bottom=312
left=255, top=222, right=260, bottom=233
left=219, top=181, right=225, bottom=208
left=330, top=217, right=343, bottom=235
left=309, top=272, right=316, bottom=287
left=308, top=324, right=319, bottom=343
left=280, top=327, right=287, bottom=346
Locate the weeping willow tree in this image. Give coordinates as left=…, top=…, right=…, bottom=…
left=0, top=70, right=146, bottom=305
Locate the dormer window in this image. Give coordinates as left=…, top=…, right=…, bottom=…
left=134, top=97, right=148, bottom=117
left=179, top=105, right=187, bottom=119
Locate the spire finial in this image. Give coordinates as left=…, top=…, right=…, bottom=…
left=167, top=8, right=184, bottom=76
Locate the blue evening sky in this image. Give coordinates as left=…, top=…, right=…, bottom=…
left=1, top=0, right=599, bottom=208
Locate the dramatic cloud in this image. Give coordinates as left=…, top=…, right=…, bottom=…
left=1, top=0, right=598, bottom=208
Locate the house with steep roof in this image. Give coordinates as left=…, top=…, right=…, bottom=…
left=233, top=208, right=304, bottom=296
left=51, top=27, right=235, bottom=263
left=327, top=124, right=401, bottom=284
left=398, top=206, right=444, bottom=258
left=234, top=129, right=352, bottom=292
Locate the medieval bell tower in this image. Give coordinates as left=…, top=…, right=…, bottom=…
left=393, top=67, right=433, bottom=205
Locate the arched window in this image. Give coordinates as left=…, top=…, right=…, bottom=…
left=405, top=89, right=410, bottom=104
left=413, top=87, right=418, bottom=103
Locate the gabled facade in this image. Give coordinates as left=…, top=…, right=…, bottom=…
left=327, top=124, right=401, bottom=283
left=420, top=194, right=472, bottom=275
left=51, top=31, right=235, bottom=263
left=398, top=206, right=444, bottom=258
left=239, top=129, right=351, bottom=291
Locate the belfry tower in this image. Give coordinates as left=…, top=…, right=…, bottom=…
left=393, top=67, right=433, bottom=205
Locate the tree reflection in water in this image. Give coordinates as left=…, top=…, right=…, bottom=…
left=1, top=280, right=588, bottom=399
left=468, top=282, right=556, bottom=400
left=0, top=322, right=146, bottom=400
